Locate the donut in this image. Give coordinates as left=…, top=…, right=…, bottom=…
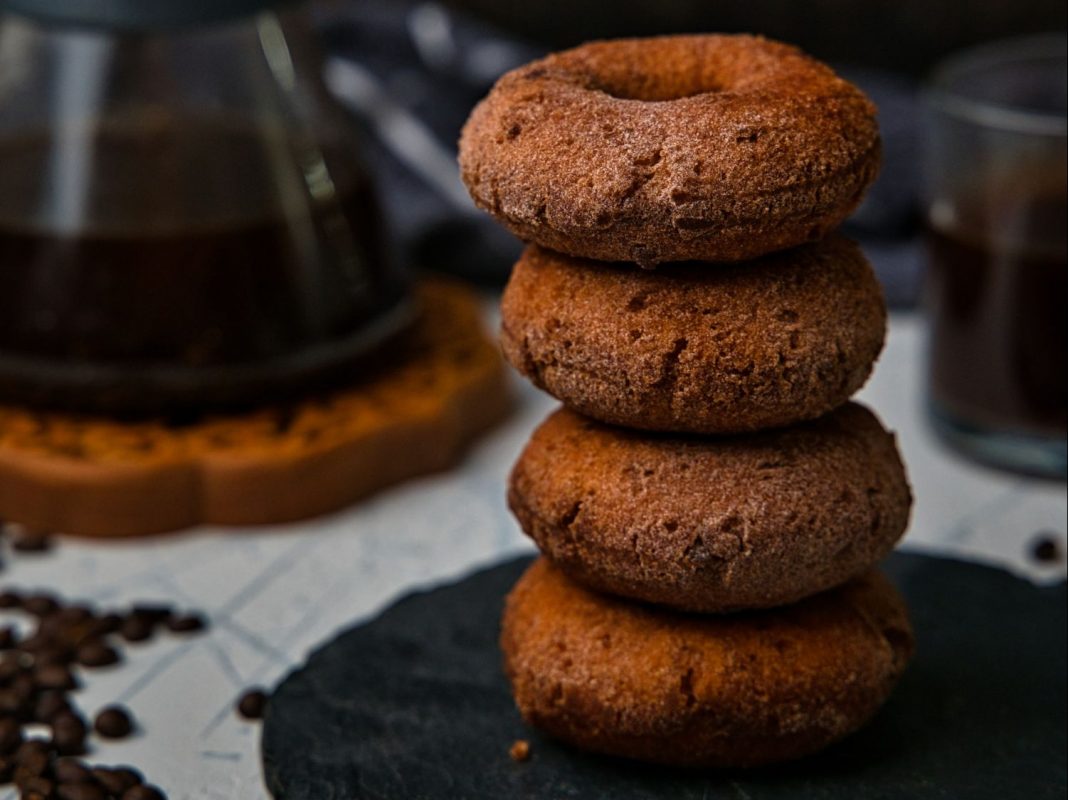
left=501, top=558, right=913, bottom=768
left=508, top=403, right=911, bottom=613
left=500, top=237, right=885, bottom=434
left=459, top=35, right=880, bottom=266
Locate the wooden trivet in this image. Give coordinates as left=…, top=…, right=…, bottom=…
left=0, top=280, right=511, bottom=537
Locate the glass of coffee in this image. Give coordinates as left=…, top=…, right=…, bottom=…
left=923, top=35, right=1067, bottom=478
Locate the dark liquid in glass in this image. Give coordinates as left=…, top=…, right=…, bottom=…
left=925, top=186, right=1067, bottom=439
left=0, top=119, right=409, bottom=416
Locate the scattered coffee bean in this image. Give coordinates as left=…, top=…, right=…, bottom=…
left=1030, top=534, right=1062, bottom=563
left=52, top=710, right=87, bottom=733
left=165, top=613, right=207, bottom=634
left=53, top=756, right=94, bottom=783
left=13, top=744, right=49, bottom=782
left=35, top=647, right=75, bottom=668
left=51, top=711, right=88, bottom=756
left=58, top=782, right=108, bottom=800
left=123, top=785, right=167, bottom=800
left=0, top=686, right=31, bottom=718
left=89, top=613, right=123, bottom=637
left=0, top=575, right=205, bottom=793
left=33, top=690, right=71, bottom=723
left=51, top=730, right=87, bottom=758
left=18, top=773, right=55, bottom=796
left=130, top=605, right=172, bottom=626
left=94, top=705, right=134, bottom=739
left=236, top=688, right=268, bottom=720
left=92, top=766, right=143, bottom=794
left=53, top=606, right=93, bottom=627
left=22, top=594, right=59, bottom=618
left=119, top=616, right=154, bottom=644
left=11, top=530, right=54, bottom=554
left=14, top=738, right=49, bottom=763
left=0, top=654, right=23, bottom=680
left=0, top=717, right=21, bottom=754
left=75, top=641, right=120, bottom=669
left=17, top=633, right=54, bottom=655
left=34, top=664, right=79, bottom=691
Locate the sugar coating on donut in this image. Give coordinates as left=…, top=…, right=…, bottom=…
left=508, top=402, right=912, bottom=612
left=459, top=35, right=880, bottom=265
left=501, top=558, right=914, bottom=767
left=501, top=236, right=886, bottom=434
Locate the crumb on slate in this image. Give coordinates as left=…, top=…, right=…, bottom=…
left=509, top=739, right=531, bottom=762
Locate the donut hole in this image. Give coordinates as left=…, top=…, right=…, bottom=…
left=592, top=72, right=723, bottom=102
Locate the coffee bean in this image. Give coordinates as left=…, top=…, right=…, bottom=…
left=12, top=530, right=54, bottom=553
left=52, top=728, right=86, bottom=756
left=130, top=605, right=172, bottom=625
left=53, top=710, right=87, bottom=734
left=59, top=783, right=108, bottom=800
left=92, top=766, right=143, bottom=794
left=0, top=583, right=205, bottom=793
left=236, top=688, right=268, bottom=720
left=0, top=716, right=22, bottom=753
left=23, top=594, right=60, bottom=617
left=34, top=664, right=79, bottom=691
left=53, top=606, right=93, bottom=627
left=0, top=687, right=31, bottom=718
left=14, top=750, right=50, bottom=784
left=122, top=785, right=166, bottom=800
left=33, top=690, right=71, bottom=723
left=18, top=774, right=56, bottom=795
left=15, top=738, right=51, bottom=763
left=0, top=655, right=24, bottom=683
left=18, top=632, right=57, bottom=654
left=88, top=613, right=123, bottom=637
left=119, top=616, right=154, bottom=644
left=75, top=641, right=120, bottom=669
left=53, top=756, right=95, bottom=783
left=35, top=646, right=75, bottom=668
left=52, top=711, right=88, bottom=756
left=1031, top=534, right=1062, bottom=563
left=165, top=614, right=206, bottom=634
left=94, top=706, right=134, bottom=739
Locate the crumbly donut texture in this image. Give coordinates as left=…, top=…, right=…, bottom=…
left=501, top=237, right=886, bottom=434
left=509, top=403, right=911, bottom=613
left=460, top=35, right=880, bottom=266
left=502, top=558, right=913, bottom=768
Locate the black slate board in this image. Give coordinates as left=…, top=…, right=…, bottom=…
left=262, top=553, right=1067, bottom=799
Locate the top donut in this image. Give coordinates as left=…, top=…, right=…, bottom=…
left=459, top=35, right=880, bottom=267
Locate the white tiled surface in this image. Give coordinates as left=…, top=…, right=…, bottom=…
left=1, top=310, right=1064, bottom=799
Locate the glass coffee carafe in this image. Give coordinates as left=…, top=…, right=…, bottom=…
left=0, top=0, right=413, bottom=416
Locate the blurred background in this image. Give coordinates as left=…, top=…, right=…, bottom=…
left=318, top=0, right=1063, bottom=298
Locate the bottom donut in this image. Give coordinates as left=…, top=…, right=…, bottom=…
left=501, top=558, right=913, bottom=769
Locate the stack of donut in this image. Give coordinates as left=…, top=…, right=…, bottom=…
left=460, top=34, right=914, bottom=768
